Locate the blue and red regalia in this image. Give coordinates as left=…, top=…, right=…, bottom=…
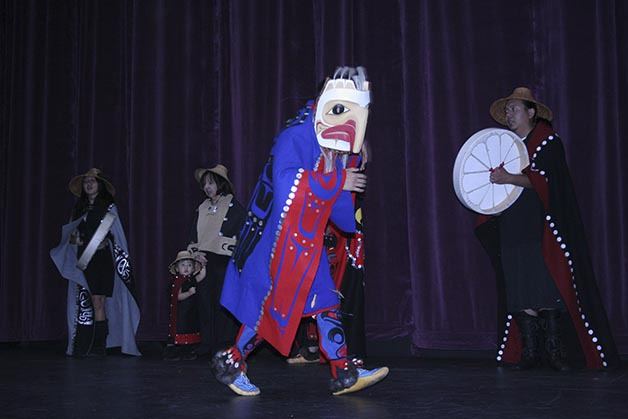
left=212, top=67, right=388, bottom=397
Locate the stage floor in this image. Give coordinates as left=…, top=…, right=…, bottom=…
left=1, top=343, right=626, bottom=419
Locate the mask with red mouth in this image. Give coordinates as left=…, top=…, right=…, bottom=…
left=314, top=67, right=371, bottom=154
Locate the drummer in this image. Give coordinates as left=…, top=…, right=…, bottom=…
left=474, top=87, right=619, bottom=372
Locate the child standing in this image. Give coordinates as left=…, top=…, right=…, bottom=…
left=164, top=250, right=206, bottom=360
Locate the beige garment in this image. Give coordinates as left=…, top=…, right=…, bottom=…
left=192, top=194, right=237, bottom=256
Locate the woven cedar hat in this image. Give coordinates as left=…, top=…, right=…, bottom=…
left=194, top=164, right=234, bottom=194
left=489, top=87, right=553, bottom=126
left=68, top=168, right=116, bottom=197
left=168, top=250, right=202, bottom=275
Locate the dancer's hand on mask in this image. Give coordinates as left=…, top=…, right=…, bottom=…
left=343, top=168, right=367, bottom=193
left=359, top=141, right=370, bottom=170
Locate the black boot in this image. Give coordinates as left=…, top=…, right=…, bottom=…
left=163, top=344, right=181, bottom=361
left=89, top=320, right=108, bottom=357
left=72, top=324, right=95, bottom=357
left=513, top=312, right=542, bottom=370
left=539, top=310, right=570, bottom=372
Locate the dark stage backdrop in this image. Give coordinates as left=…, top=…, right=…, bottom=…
left=1, top=0, right=627, bottom=354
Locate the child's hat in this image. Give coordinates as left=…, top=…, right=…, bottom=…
left=169, top=250, right=202, bottom=275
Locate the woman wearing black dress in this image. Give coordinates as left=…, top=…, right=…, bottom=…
left=51, top=168, right=140, bottom=357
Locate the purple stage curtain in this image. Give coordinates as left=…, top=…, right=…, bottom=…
left=1, top=0, right=626, bottom=353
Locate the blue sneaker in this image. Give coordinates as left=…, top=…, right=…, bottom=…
left=332, top=366, right=389, bottom=396
left=227, top=372, right=261, bottom=396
